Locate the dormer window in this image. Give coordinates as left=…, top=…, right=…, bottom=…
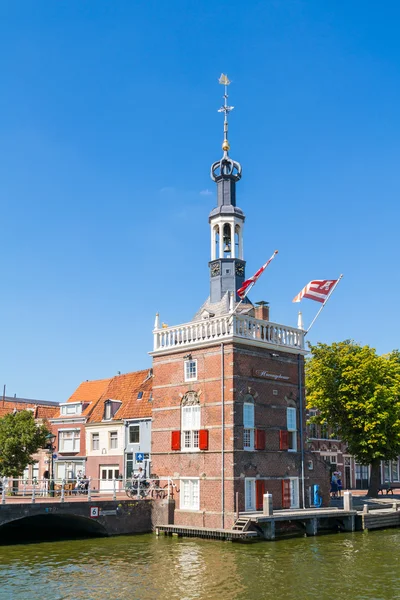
left=60, top=403, right=82, bottom=416
left=137, top=391, right=143, bottom=400
left=103, top=399, right=122, bottom=421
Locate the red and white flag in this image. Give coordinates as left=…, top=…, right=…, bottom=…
left=292, top=279, right=339, bottom=304
left=237, top=250, right=278, bottom=299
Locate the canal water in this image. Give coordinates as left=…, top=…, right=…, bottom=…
left=1, top=530, right=400, bottom=600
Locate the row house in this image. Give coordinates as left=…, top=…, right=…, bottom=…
left=0, top=396, right=59, bottom=481
left=50, top=369, right=153, bottom=485
left=307, top=413, right=400, bottom=490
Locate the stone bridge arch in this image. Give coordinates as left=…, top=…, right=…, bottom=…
left=0, top=513, right=108, bottom=543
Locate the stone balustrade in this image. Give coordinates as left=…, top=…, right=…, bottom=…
left=152, top=314, right=305, bottom=354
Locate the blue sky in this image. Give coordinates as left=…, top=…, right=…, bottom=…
left=1, top=1, right=400, bottom=401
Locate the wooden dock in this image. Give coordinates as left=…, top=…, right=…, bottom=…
left=155, top=503, right=400, bottom=542
left=155, top=524, right=259, bottom=542
left=240, top=508, right=357, bottom=540
left=361, top=508, right=400, bottom=531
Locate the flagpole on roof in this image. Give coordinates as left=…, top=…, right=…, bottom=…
left=305, top=274, right=343, bottom=336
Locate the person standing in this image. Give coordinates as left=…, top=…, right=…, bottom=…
left=336, top=471, right=342, bottom=497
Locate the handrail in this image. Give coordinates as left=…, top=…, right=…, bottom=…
left=153, top=313, right=304, bottom=352
left=0, top=476, right=175, bottom=504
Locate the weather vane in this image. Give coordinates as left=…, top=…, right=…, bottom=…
left=218, top=74, right=234, bottom=154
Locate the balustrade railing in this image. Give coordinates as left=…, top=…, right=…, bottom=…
left=0, top=476, right=175, bottom=504
left=153, top=314, right=304, bottom=352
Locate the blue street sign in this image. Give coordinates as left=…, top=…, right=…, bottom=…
left=52, top=454, right=57, bottom=459
left=135, top=452, right=144, bottom=462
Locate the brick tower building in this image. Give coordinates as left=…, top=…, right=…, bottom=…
left=150, top=76, right=328, bottom=529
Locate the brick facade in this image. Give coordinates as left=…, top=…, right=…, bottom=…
left=151, top=340, right=329, bottom=529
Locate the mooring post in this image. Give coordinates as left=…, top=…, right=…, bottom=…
left=305, top=517, right=318, bottom=536
left=113, top=477, right=117, bottom=501
left=343, top=491, right=353, bottom=511
left=32, top=481, right=36, bottom=504
left=1, top=477, right=6, bottom=505
left=363, top=503, right=369, bottom=513
left=392, top=501, right=398, bottom=511
left=61, top=479, right=65, bottom=503
left=263, top=493, right=273, bottom=516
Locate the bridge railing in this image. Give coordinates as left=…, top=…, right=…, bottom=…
left=0, top=476, right=177, bottom=504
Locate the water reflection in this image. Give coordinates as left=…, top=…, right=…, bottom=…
left=0, top=531, right=400, bottom=600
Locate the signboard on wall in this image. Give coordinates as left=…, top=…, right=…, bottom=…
left=253, top=369, right=290, bottom=381
left=90, top=506, right=99, bottom=518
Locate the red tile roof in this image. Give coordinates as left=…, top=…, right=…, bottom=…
left=0, top=401, right=58, bottom=420
left=87, top=369, right=153, bottom=423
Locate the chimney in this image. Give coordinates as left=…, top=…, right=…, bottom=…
left=254, top=301, right=270, bottom=321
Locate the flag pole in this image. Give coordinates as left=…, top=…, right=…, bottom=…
left=305, top=274, right=343, bottom=336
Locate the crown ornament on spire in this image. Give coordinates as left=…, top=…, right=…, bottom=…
left=211, top=73, right=242, bottom=182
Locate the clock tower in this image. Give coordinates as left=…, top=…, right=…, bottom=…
left=209, top=75, right=246, bottom=304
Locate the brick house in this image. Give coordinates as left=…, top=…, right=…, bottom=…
left=50, top=378, right=111, bottom=480
left=0, top=396, right=59, bottom=481
left=306, top=416, right=400, bottom=490
left=150, top=85, right=329, bottom=529
left=84, top=370, right=152, bottom=490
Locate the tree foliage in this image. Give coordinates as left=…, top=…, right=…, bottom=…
left=306, top=340, right=400, bottom=495
left=0, top=410, right=50, bottom=477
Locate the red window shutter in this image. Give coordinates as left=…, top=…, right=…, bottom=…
left=171, top=430, right=181, bottom=451
left=279, top=430, right=289, bottom=451
left=199, top=429, right=209, bottom=450
left=256, top=479, right=265, bottom=510
left=255, top=429, right=266, bottom=450
left=282, top=479, right=291, bottom=509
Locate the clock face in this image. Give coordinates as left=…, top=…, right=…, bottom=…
left=210, top=262, right=221, bottom=277
left=235, top=263, right=245, bottom=276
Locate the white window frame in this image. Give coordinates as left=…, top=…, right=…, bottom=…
left=91, top=432, right=99, bottom=451
left=289, top=477, right=300, bottom=509
left=59, top=429, right=80, bottom=452
left=243, top=402, right=255, bottom=451
left=184, top=359, right=197, bottom=382
left=287, top=407, right=297, bottom=452
left=60, top=403, right=82, bottom=416
left=180, top=478, right=200, bottom=510
left=244, top=477, right=256, bottom=511
left=181, top=404, right=200, bottom=451
left=129, top=424, right=140, bottom=444
left=104, top=402, right=112, bottom=421
left=109, top=431, right=118, bottom=450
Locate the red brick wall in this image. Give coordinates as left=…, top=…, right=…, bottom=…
left=151, top=340, right=329, bottom=528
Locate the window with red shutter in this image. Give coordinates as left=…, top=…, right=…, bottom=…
left=256, top=479, right=265, bottom=510
left=282, top=479, right=291, bottom=508
left=198, top=429, right=209, bottom=450
left=171, top=430, right=181, bottom=451
left=279, top=430, right=289, bottom=451
left=255, top=429, right=265, bottom=450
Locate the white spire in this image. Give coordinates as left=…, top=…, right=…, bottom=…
left=297, top=311, right=304, bottom=330
left=229, top=292, right=234, bottom=313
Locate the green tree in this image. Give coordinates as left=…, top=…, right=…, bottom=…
left=306, top=340, right=400, bottom=496
left=0, top=410, right=50, bottom=477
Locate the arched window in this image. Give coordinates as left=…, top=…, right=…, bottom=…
left=243, top=395, right=255, bottom=450
left=181, top=392, right=200, bottom=450
left=223, top=223, right=231, bottom=258
left=214, top=225, right=220, bottom=259
left=235, top=225, right=240, bottom=258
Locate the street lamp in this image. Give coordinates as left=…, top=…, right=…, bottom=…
left=45, top=433, right=56, bottom=497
